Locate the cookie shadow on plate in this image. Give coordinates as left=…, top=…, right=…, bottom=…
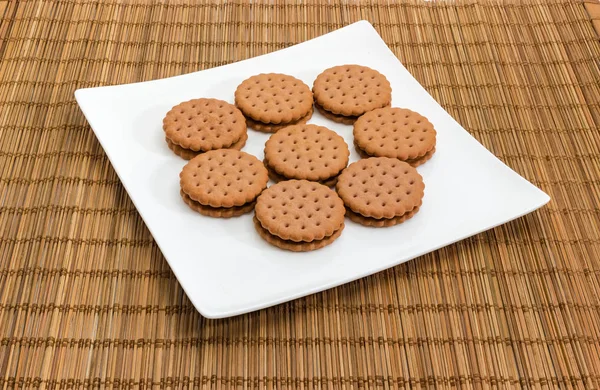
left=147, top=161, right=188, bottom=212
left=132, top=106, right=173, bottom=156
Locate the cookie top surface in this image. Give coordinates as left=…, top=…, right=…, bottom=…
left=234, top=73, right=313, bottom=124
left=163, top=98, right=246, bottom=151
left=264, top=124, right=349, bottom=181
left=312, top=65, right=392, bottom=117
left=354, top=107, right=436, bottom=160
left=336, top=157, right=424, bottom=219
left=255, top=180, right=346, bottom=242
left=180, top=150, right=268, bottom=208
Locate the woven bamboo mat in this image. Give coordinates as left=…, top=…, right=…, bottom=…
left=1, top=0, right=600, bottom=388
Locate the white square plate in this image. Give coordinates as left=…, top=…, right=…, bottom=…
left=75, top=21, right=550, bottom=318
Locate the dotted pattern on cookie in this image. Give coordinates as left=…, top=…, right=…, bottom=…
left=235, top=73, right=313, bottom=124
left=315, top=103, right=359, bottom=125
left=346, top=204, right=421, bottom=227
left=336, top=157, right=424, bottom=219
left=264, top=160, right=339, bottom=187
left=167, top=132, right=247, bottom=160
left=246, top=107, right=313, bottom=133
left=264, top=124, right=349, bottom=182
left=254, top=216, right=344, bottom=252
left=313, top=65, right=392, bottom=117
left=255, top=180, right=346, bottom=242
left=354, top=107, right=436, bottom=160
left=163, top=98, right=246, bottom=152
left=181, top=190, right=255, bottom=218
left=180, top=150, right=268, bottom=208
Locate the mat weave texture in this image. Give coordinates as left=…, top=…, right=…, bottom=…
left=1, top=0, right=600, bottom=388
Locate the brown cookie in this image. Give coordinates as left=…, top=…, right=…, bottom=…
left=315, top=103, right=359, bottom=125
left=167, top=132, right=248, bottom=160
left=235, top=73, right=313, bottom=124
left=253, top=216, right=344, bottom=252
left=354, top=107, right=436, bottom=160
left=180, top=150, right=268, bottom=208
left=163, top=98, right=246, bottom=152
left=264, top=160, right=339, bottom=187
left=336, top=157, right=424, bottom=219
left=246, top=107, right=313, bottom=133
left=181, top=190, right=255, bottom=218
left=255, top=180, right=345, bottom=242
left=355, top=141, right=436, bottom=168
left=345, top=203, right=421, bottom=227
left=263, top=124, right=349, bottom=182
left=313, top=65, right=392, bottom=117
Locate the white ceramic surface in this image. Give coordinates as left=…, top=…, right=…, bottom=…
left=75, top=21, right=550, bottom=318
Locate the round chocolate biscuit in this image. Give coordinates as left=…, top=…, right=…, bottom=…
left=235, top=73, right=313, bottom=124
left=253, top=216, right=344, bottom=252
left=354, top=107, right=436, bottom=160
left=246, top=107, right=313, bottom=133
left=180, top=149, right=268, bottom=208
left=313, top=65, right=392, bottom=117
left=167, top=132, right=248, bottom=160
left=336, top=157, right=424, bottom=219
left=255, top=180, right=345, bottom=242
left=264, top=124, right=349, bottom=182
left=163, top=98, right=246, bottom=152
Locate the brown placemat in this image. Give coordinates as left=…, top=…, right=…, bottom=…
left=1, top=0, right=600, bottom=387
